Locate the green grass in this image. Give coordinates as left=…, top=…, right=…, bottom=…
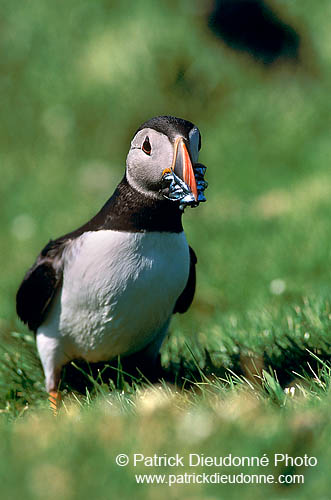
left=1, top=0, right=331, bottom=498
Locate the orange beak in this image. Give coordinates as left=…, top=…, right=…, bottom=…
left=172, top=137, right=198, bottom=202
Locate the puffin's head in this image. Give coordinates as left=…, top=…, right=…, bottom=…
left=126, top=115, right=207, bottom=210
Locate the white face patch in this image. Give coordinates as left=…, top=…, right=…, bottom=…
left=189, top=126, right=200, bottom=164
left=126, top=124, right=202, bottom=201
left=126, top=128, right=173, bottom=198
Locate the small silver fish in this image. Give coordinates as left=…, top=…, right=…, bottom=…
left=162, top=163, right=208, bottom=211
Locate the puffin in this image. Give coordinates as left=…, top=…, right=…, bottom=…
left=16, top=115, right=207, bottom=410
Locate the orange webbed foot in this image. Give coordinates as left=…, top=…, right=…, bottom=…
left=49, top=390, right=61, bottom=416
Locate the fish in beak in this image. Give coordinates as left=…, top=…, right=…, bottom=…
left=162, top=137, right=207, bottom=210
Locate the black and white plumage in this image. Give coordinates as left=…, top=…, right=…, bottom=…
left=16, top=115, right=207, bottom=398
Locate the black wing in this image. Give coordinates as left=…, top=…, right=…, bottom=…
left=15, top=193, right=113, bottom=332
left=15, top=185, right=121, bottom=333
left=16, top=238, right=67, bottom=332
left=173, top=246, right=197, bottom=314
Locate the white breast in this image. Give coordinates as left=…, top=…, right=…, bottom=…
left=38, top=230, right=190, bottom=362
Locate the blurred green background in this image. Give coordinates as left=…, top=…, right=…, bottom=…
left=0, top=1, right=331, bottom=498
left=1, top=0, right=330, bottom=331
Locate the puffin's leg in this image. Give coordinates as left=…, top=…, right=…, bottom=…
left=36, top=333, right=66, bottom=414
left=48, top=371, right=62, bottom=415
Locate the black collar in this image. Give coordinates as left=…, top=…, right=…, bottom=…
left=74, top=175, right=184, bottom=234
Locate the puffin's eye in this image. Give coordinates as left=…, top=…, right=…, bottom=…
left=142, top=136, right=151, bottom=155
